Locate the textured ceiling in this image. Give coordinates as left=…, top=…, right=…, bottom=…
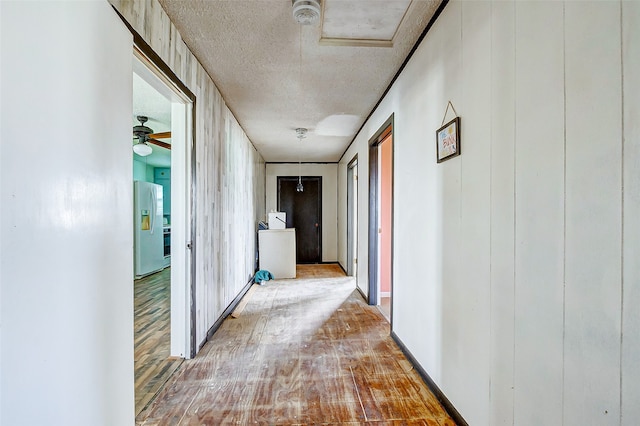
left=321, top=0, right=411, bottom=43
left=156, top=0, right=441, bottom=162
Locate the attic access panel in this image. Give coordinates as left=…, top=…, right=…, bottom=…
left=320, top=0, right=412, bottom=47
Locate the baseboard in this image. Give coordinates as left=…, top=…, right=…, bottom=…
left=391, top=331, right=469, bottom=426
left=198, top=278, right=255, bottom=351
left=336, top=262, right=348, bottom=275
left=356, top=286, right=367, bottom=302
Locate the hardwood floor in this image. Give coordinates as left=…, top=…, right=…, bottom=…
left=135, top=267, right=183, bottom=417
left=379, top=296, right=391, bottom=322
left=137, top=264, right=455, bottom=425
left=296, top=263, right=346, bottom=279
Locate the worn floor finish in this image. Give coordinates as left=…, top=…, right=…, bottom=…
left=137, top=264, right=455, bottom=425
left=135, top=267, right=183, bottom=416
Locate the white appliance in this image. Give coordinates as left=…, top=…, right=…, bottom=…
left=134, top=181, right=165, bottom=277
left=268, top=212, right=287, bottom=229
left=258, top=229, right=296, bottom=279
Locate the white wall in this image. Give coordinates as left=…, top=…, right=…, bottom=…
left=266, top=163, right=338, bottom=262
left=621, top=4, right=640, bottom=425
left=1, top=2, right=134, bottom=424
left=338, top=1, right=640, bottom=424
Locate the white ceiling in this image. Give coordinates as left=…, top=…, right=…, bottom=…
left=154, top=0, right=442, bottom=162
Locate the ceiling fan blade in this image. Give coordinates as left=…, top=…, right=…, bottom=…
left=147, top=139, right=171, bottom=150
left=148, top=131, right=171, bottom=139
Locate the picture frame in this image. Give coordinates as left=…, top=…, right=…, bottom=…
left=436, top=116, right=461, bottom=163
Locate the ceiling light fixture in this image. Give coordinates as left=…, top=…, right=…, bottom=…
left=294, top=22, right=307, bottom=193
left=292, top=0, right=321, bottom=25
left=133, top=140, right=153, bottom=156
left=296, top=128, right=307, bottom=192
left=132, top=115, right=153, bottom=156
left=296, top=127, right=308, bottom=140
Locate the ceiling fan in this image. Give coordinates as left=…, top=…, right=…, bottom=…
left=132, top=115, right=171, bottom=156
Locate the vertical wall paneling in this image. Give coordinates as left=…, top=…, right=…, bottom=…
left=513, top=2, right=565, bottom=424
left=336, top=0, right=639, bottom=424
left=391, top=8, right=444, bottom=374
left=621, top=1, right=640, bottom=424
left=108, top=0, right=266, bottom=349
left=455, top=1, right=492, bottom=423
left=489, top=1, right=515, bottom=424
left=564, top=2, right=622, bottom=424
left=438, top=0, right=463, bottom=400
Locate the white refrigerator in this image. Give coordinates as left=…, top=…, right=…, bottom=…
left=134, top=181, right=165, bottom=278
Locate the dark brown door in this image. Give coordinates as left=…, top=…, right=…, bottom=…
left=277, top=176, right=322, bottom=263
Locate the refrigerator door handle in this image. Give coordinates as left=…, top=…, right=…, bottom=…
left=149, top=187, right=156, bottom=234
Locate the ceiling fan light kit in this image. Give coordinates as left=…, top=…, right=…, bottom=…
left=292, top=0, right=321, bottom=25
left=132, top=115, right=172, bottom=155
left=133, top=115, right=154, bottom=138
left=133, top=142, right=153, bottom=156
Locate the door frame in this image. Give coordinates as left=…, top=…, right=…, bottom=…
left=347, top=155, right=358, bottom=277
left=368, top=115, right=394, bottom=310
left=277, top=176, right=323, bottom=263
left=130, top=33, right=197, bottom=358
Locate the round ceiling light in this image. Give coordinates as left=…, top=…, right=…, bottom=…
left=133, top=142, right=153, bottom=156
left=292, top=0, right=321, bottom=25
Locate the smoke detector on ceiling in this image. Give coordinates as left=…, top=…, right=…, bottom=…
left=292, top=0, right=321, bottom=25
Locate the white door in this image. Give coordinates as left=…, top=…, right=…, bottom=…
left=1, top=2, right=134, bottom=424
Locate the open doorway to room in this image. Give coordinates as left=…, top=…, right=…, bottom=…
left=347, top=156, right=358, bottom=277
left=368, top=116, right=393, bottom=323
left=132, top=47, right=195, bottom=416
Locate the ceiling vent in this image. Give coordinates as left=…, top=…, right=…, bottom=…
left=292, top=0, right=321, bottom=25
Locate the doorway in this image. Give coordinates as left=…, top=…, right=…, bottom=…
left=277, top=176, right=322, bottom=263
left=368, top=116, right=393, bottom=322
left=347, top=156, right=358, bottom=277
left=132, top=46, right=195, bottom=415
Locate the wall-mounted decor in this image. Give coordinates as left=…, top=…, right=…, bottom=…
left=436, top=101, right=461, bottom=163
left=436, top=117, right=460, bottom=162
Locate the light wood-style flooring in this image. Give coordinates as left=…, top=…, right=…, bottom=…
left=379, top=296, right=391, bottom=322
left=136, top=264, right=455, bottom=425
left=135, top=267, right=183, bottom=417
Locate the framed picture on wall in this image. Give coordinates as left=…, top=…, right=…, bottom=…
left=436, top=116, right=461, bottom=163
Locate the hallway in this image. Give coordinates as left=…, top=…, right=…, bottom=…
left=137, top=265, right=455, bottom=425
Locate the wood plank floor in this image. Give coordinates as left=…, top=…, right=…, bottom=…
left=135, top=267, right=183, bottom=417
left=137, top=264, right=455, bottom=425
left=379, top=296, right=391, bottom=322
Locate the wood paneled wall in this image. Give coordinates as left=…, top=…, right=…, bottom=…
left=337, top=1, right=640, bottom=425
left=109, top=0, right=266, bottom=348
